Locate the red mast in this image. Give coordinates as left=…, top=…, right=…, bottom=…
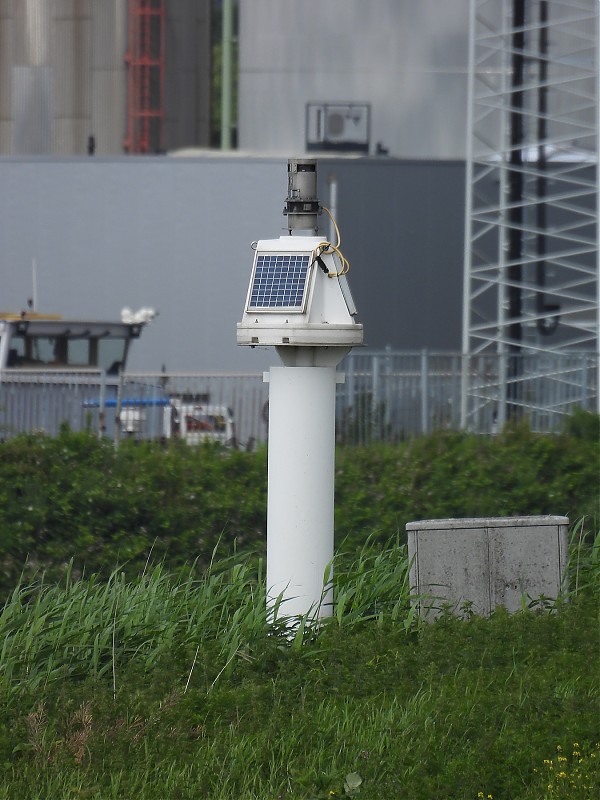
left=124, top=0, right=165, bottom=153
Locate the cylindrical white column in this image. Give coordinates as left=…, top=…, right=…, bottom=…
left=266, top=365, right=337, bottom=619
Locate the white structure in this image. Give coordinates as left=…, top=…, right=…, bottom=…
left=237, top=235, right=361, bottom=353
left=461, top=0, right=599, bottom=428
left=237, top=159, right=363, bottom=619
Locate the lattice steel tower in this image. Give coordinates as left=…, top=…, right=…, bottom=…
left=461, top=0, right=599, bottom=429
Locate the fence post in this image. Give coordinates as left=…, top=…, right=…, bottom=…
left=114, top=369, right=124, bottom=448
left=383, top=344, right=393, bottom=435
left=497, top=350, right=507, bottom=432
left=581, top=353, right=589, bottom=410
left=98, top=371, right=106, bottom=439
left=421, top=349, right=429, bottom=435
left=340, top=352, right=355, bottom=444
left=460, top=352, right=469, bottom=430
left=372, top=353, right=380, bottom=443
left=450, top=354, right=459, bottom=429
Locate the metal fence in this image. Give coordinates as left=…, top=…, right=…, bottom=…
left=0, top=370, right=109, bottom=438
left=0, top=351, right=597, bottom=445
left=339, top=350, right=599, bottom=442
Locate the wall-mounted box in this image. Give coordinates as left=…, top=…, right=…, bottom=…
left=406, top=516, right=569, bottom=618
left=305, top=103, right=370, bottom=153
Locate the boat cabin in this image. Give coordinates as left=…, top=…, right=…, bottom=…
left=0, top=312, right=146, bottom=374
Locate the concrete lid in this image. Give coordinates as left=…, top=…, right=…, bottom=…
left=405, top=515, right=569, bottom=531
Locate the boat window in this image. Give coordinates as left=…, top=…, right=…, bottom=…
left=98, top=338, right=128, bottom=373
left=68, top=338, right=89, bottom=365
left=8, top=334, right=128, bottom=371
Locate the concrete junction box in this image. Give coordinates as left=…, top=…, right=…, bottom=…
left=406, top=516, right=569, bottom=618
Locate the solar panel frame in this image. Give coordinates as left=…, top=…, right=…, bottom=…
left=246, top=252, right=313, bottom=313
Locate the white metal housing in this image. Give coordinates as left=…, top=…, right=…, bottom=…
left=237, top=235, right=363, bottom=349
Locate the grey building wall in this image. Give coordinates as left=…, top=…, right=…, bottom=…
left=317, top=158, right=465, bottom=352
left=1, top=155, right=466, bottom=371
left=238, top=0, right=471, bottom=159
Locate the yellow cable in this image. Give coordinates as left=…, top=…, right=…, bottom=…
left=314, top=206, right=350, bottom=278
left=321, top=206, right=341, bottom=248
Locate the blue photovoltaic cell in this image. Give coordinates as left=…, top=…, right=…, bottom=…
left=248, top=254, right=311, bottom=310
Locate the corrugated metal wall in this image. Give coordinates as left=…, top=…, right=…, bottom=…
left=238, top=0, right=471, bottom=159
left=0, top=0, right=211, bottom=155
left=163, top=0, right=211, bottom=153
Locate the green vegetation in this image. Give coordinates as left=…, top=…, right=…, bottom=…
left=0, top=416, right=597, bottom=797
left=0, top=414, right=598, bottom=592
left=0, top=531, right=597, bottom=799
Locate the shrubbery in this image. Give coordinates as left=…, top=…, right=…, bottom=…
left=335, top=414, right=600, bottom=546
left=0, top=413, right=598, bottom=593
left=0, top=434, right=268, bottom=591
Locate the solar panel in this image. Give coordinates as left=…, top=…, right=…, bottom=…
left=247, top=253, right=312, bottom=311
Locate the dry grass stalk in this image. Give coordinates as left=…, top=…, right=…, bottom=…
left=65, top=700, right=93, bottom=764
left=25, top=701, right=48, bottom=766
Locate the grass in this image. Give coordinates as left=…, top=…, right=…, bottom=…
left=0, top=525, right=597, bottom=799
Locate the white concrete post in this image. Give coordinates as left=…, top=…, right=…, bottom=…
left=266, top=365, right=337, bottom=619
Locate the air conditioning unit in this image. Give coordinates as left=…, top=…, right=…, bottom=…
left=306, top=103, right=370, bottom=153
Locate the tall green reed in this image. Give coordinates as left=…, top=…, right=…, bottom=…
left=0, top=522, right=596, bottom=705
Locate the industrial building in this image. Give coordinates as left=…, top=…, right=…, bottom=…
left=0, top=0, right=475, bottom=160
left=0, top=0, right=597, bottom=424
left=238, top=0, right=472, bottom=160
left=0, top=0, right=211, bottom=155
